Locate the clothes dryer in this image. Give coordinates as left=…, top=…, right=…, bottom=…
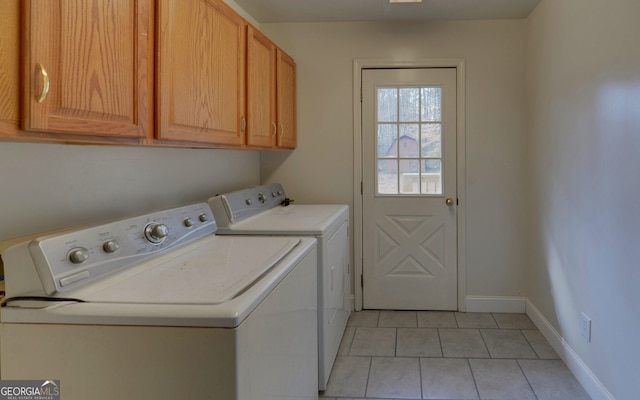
left=208, top=183, right=350, bottom=390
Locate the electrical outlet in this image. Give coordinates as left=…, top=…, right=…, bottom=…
left=581, top=312, right=591, bottom=342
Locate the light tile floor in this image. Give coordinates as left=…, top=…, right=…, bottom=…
left=319, top=310, right=591, bottom=400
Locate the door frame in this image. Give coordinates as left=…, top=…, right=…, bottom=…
left=353, top=58, right=467, bottom=311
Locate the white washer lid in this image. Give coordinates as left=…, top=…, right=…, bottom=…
left=218, top=204, right=348, bottom=235
left=78, top=236, right=300, bottom=305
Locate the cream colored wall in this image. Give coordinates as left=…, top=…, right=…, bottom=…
left=0, top=142, right=260, bottom=242
left=260, top=20, right=529, bottom=298
left=526, top=0, right=640, bottom=398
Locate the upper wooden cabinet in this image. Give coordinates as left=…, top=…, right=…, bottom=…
left=21, top=0, right=153, bottom=140
left=0, top=0, right=20, bottom=136
left=277, top=49, right=296, bottom=149
left=156, top=0, right=246, bottom=146
left=246, top=26, right=297, bottom=149
left=246, top=26, right=277, bottom=148
left=1, top=0, right=294, bottom=149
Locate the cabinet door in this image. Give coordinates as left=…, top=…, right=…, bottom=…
left=277, top=49, right=296, bottom=149
left=22, top=0, right=152, bottom=139
left=0, top=0, right=20, bottom=136
left=157, top=0, right=246, bottom=145
left=246, top=26, right=276, bottom=148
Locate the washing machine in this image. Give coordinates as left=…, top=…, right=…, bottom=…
left=0, top=203, right=318, bottom=400
left=208, top=183, right=350, bottom=390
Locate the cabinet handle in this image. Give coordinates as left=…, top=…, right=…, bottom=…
left=279, top=124, right=284, bottom=137
left=36, top=63, right=50, bottom=103
left=272, top=123, right=277, bottom=136
left=241, top=116, right=246, bottom=132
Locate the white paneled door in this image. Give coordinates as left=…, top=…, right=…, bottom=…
left=362, top=68, right=457, bottom=310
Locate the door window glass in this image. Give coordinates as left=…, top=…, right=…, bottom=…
left=376, top=86, right=443, bottom=195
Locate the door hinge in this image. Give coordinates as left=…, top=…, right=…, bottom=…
left=361, top=274, right=363, bottom=288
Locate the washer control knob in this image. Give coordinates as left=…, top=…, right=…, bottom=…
left=278, top=190, right=284, bottom=195
left=102, top=240, right=120, bottom=253
left=69, top=247, right=89, bottom=264
left=272, top=192, right=277, bottom=197
left=245, top=198, right=252, bottom=205
left=184, top=218, right=194, bottom=227
left=198, top=213, right=208, bottom=222
left=258, top=192, right=266, bottom=203
left=145, top=223, right=169, bottom=244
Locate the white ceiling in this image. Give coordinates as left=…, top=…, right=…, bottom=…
left=233, top=0, right=542, bottom=23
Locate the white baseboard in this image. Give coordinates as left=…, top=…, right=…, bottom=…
left=464, top=295, right=527, bottom=313
left=525, top=299, right=615, bottom=400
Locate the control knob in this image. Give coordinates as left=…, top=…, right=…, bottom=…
left=258, top=192, right=266, bottom=203
left=184, top=218, right=194, bottom=227
left=198, top=213, right=208, bottom=222
left=69, top=247, right=89, bottom=264
left=103, top=240, right=120, bottom=253
left=144, top=223, right=169, bottom=244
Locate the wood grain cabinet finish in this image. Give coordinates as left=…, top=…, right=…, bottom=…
left=246, top=26, right=297, bottom=150
left=21, top=0, right=153, bottom=141
left=277, top=49, right=296, bottom=149
left=157, top=0, right=246, bottom=146
left=0, top=0, right=21, bottom=136
left=1, top=0, right=294, bottom=149
left=246, top=25, right=277, bottom=148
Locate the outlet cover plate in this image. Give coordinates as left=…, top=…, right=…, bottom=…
left=581, top=312, right=591, bottom=342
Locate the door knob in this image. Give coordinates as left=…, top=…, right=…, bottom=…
left=445, top=197, right=455, bottom=206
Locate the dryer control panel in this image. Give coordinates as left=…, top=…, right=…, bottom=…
left=209, top=183, right=287, bottom=227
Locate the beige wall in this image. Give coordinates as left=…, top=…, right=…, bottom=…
left=526, top=0, right=640, bottom=398
left=0, top=142, right=260, bottom=241
left=260, top=20, right=529, bottom=298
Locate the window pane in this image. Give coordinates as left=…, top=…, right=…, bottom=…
left=422, top=159, right=442, bottom=194
left=421, top=87, right=442, bottom=121
left=421, top=123, right=442, bottom=158
left=399, top=124, right=419, bottom=158
left=378, top=160, right=398, bottom=194
left=399, top=88, right=419, bottom=122
left=400, top=159, right=420, bottom=194
left=378, top=88, right=397, bottom=122
left=378, top=124, right=397, bottom=157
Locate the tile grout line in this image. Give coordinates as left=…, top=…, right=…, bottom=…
left=521, top=328, right=543, bottom=359
left=394, top=327, right=398, bottom=357
left=516, top=358, right=541, bottom=400
left=478, top=328, right=492, bottom=359
left=418, top=355, right=424, bottom=400
left=490, top=312, right=499, bottom=329
left=363, top=355, right=373, bottom=399
left=436, top=327, right=445, bottom=358
left=478, top=329, right=493, bottom=359
left=467, top=357, right=482, bottom=400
